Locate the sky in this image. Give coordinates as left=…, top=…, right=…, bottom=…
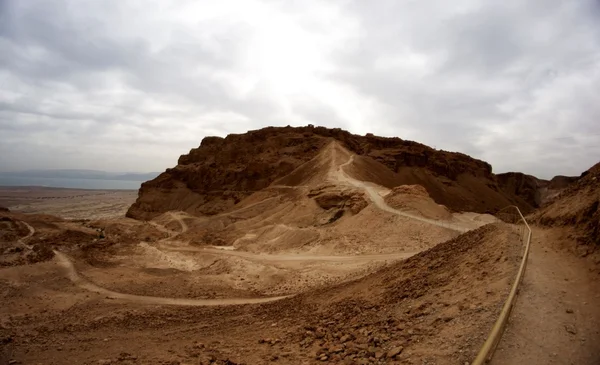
left=1, top=0, right=599, bottom=179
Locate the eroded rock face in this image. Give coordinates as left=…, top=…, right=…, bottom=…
left=387, top=185, right=429, bottom=197
left=496, top=172, right=548, bottom=208
left=127, top=128, right=330, bottom=220
left=533, top=162, right=600, bottom=250
left=127, top=125, right=539, bottom=220
left=384, top=185, right=452, bottom=220
left=308, top=186, right=368, bottom=215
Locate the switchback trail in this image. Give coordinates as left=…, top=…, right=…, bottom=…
left=17, top=220, right=35, bottom=250
left=53, top=250, right=290, bottom=306
left=333, top=151, right=468, bottom=233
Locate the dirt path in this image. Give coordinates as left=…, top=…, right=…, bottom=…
left=16, top=220, right=35, bottom=250
left=53, top=250, right=291, bottom=306
left=492, top=227, right=600, bottom=364
left=40, top=216, right=290, bottom=306
left=168, top=211, right=188, bottom=233
left=335, top=153, right=468, bottom=233
left=159, top=244, right=417, bottom=263
left=148, top=211, right=189, bottom=239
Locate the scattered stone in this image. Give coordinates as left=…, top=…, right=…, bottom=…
left=319, top=354, right=328, bottom=361
left=565, top=325, right=577, bottom=335
left=118, top=352, right=137, bottom=361
left=340, top=334, right=351, bottom=343
left=331, top=345, right=344, bottom=353
left=566, top=308, right=574, bottom=314
left=387, top=346, right=404, bottom=358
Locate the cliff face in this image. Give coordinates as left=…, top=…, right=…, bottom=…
left=496, top=172, right=548, bottom=208
left=127, top=125, right=537, bottom=220
left=127, top=128, right=330, bottom=220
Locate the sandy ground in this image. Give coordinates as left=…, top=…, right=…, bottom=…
left=1, top=222, right=523, bottom=365
left=1, top=142, right=596, bottom=364
left=492, top=227, right=600, bottom=365
left=0, top=186, right=137, bottom=219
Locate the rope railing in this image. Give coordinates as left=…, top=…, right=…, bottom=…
left=471, top=205, right=532, bottom=364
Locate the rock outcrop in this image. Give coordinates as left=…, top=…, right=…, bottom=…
left=127, top=128, right=330, bottom=220
left=308, top=185, right=368, bottom=215
left=384, top=185, right=452, bottom=220
left=127, top=125, right=539, bottom=220
left=496, top=172, right=548, bottom=208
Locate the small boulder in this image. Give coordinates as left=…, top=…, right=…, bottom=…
left=387, top=346, right=404, bottom=358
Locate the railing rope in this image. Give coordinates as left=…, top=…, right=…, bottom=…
left=471, top=205, right=532, bottom=364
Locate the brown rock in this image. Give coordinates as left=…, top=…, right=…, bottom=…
left=387, top=346, right=404, bottom=358
left=331, top=346, right=344, bottom=353
left=127, top=126, right=537, bottom=220
left=340, top=334, right=352, bottom=343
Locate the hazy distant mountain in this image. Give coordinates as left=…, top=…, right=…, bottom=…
left=0, top=169, right=160, bottom=181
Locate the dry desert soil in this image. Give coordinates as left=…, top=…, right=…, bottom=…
left=1, top=133, right=599, bottom=365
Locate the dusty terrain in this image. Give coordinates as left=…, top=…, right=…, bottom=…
left=492, top=161, right=600, bottom=365
left=1, top=127, right=598, bottom=364
left=0, top=187, right=137, bottom=220
left=492, top=227, right=600, bottom=365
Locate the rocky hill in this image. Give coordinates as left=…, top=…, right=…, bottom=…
left=532, top=162, right=600, bottom=252
left=127, top=126, right=538, bottom=220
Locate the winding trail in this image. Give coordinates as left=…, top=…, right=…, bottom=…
left=43, top=142, right=467, bottom=307
left=53, top=250, right=291, bottom=306
left=149, top=211, right=189, bottom=238
left=335, top=153, right=468, bottom=233
left=17, top=220, right=35, bottom=250
left=24, top=214, right=290, bottom=306
left=169, top=212, right=188, bottom=234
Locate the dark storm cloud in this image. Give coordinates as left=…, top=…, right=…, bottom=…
left=0, top=0, right=599, bottom=177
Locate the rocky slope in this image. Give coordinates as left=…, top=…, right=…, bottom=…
left=532, top=162, right=600, bottom=253
left=128, top=126, right=538, bottom=220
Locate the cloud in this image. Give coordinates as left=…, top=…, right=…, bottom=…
left=0, top=0, right=599, bottom=178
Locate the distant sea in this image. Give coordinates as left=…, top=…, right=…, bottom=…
left=0, top=176, right=143, bottom=190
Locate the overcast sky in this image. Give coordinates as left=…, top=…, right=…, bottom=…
left=1, top=0, right=599, bottom=179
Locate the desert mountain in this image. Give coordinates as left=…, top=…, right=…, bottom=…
left=3, top=127, right=598, bottom=364
left=127, top=126, right=541, bottom=221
